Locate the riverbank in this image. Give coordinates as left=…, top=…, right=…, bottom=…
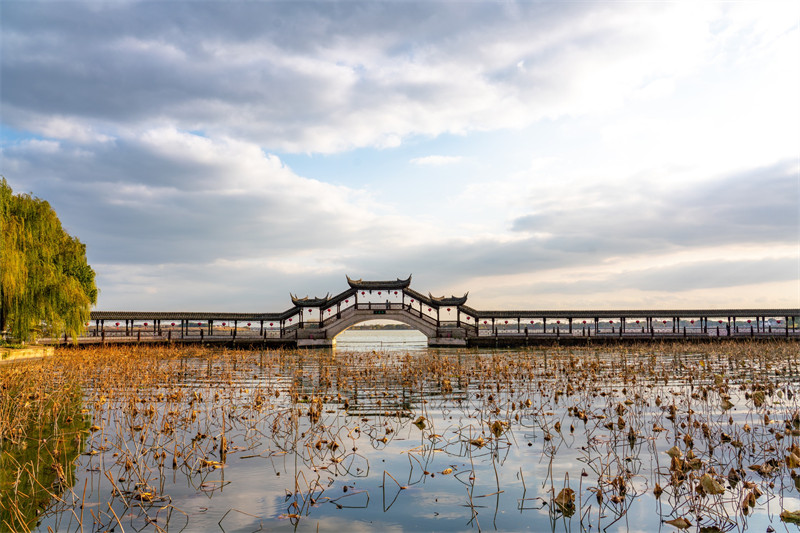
left=0, top=345, right=55, bottom=363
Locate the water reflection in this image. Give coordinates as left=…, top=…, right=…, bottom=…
left=0, top=388, right=88, bottom=531
left=4, top=335, right=797, bottom=532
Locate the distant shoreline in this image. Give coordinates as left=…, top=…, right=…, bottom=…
left=349, top=324, right=414, bottom=330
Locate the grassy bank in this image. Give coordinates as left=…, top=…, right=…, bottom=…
left=0, top=345, right=55, bottom=363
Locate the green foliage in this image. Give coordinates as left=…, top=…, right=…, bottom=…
left=0, top=178, right=98, bottom=342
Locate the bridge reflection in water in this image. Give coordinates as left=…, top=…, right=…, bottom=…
left=54, top=275, right=799, bottom=348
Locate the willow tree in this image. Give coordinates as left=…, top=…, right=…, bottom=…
left=0, top=178, right=97, bottom=342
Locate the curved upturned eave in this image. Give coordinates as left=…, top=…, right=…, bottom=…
left=428, top=292, right=469, bottom=307
left=291, top=293, right=331, bottom=307
left=346, top=274, right=412, bottom=290
left=402, top=288, right=469, bottom=308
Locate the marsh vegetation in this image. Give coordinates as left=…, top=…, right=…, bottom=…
left=1, top=341, right=799, bottom=532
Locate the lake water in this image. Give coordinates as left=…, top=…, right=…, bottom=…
left=7, top=332, right=800, bottom=532
left=333, top=328, right=428, bottom=351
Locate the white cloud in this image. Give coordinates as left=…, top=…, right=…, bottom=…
left=23, top=138, right=60, bottom=153
left=2, top=2, right=798, bottom=311
left=5, top=2, right=796, bottom=154
left=633, top=78, right=675, bottom=101
left=34, top=116, right=113, bottom=144
left=409, top=155, right=462, bottom=166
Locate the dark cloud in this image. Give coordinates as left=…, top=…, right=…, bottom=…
left=0, top=1, right=636, bottom=152
left=1, top=134, right=375, bottom=265
left=511, top=160, right=798, bottom=253
left=516, top=257, right=799, bottom=297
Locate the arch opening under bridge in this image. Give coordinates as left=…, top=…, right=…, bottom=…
left=332, top=319, right=428, bottom=350
left=325, top=310, right=439, bottom=340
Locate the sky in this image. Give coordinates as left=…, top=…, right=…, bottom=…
left=1, top=1, right=799, bottom=312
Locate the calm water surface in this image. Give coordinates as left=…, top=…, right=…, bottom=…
left=27, top=332, right=800, bottom=532
left=334, top=328, right=428, bottom=351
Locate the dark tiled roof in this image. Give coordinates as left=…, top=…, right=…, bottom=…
left=429, top=293, right=468, bottom=307
left=464, top=308, right=800, bottom=319
left=346, top=275, right=411, bottom=290
left=291, top=294, right=330, bottom=307
left=90, top=310, right=296, bottom=321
